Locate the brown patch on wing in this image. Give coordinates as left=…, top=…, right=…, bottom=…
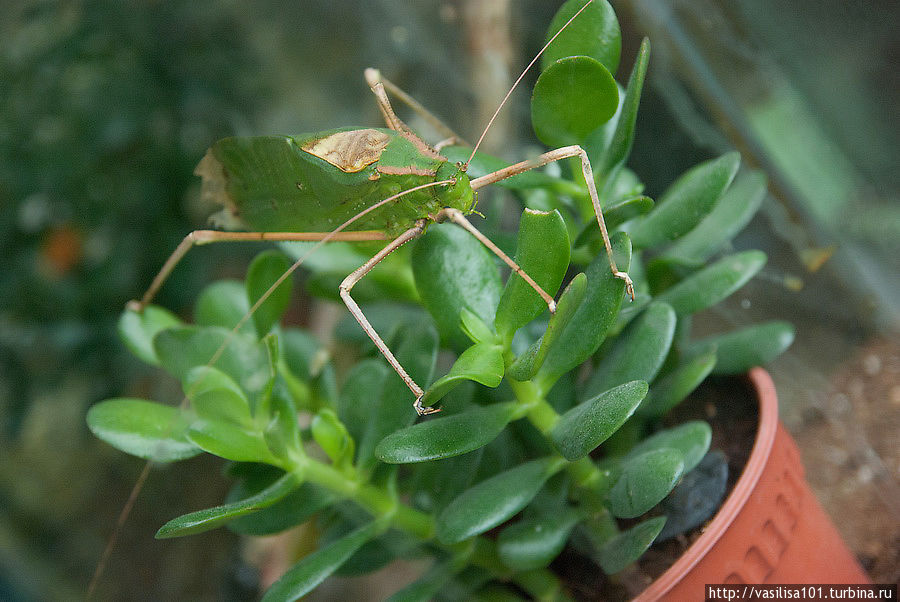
left=301, top=129, right=391, bottom=173
left=377, top=164, right=437, bottom=177
left=195, top=149, right=245, bottom=229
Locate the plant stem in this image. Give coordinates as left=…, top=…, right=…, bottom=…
left=299, top=456, right=573, bottom=589
left=506, top=376, right=558, bottom=432
left=301, top=459, right=435, bottom=539
left=292, top=361, right=624, bottom=590
left=507, top=378, right=612, bottom=489
left=505, top=371, right=620, bottom=545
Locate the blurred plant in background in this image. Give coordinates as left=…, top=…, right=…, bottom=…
left=0, top=1, right=270, bottom=598
left=0, top=0, right=270, bottom=425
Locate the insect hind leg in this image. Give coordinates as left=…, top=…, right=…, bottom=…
left=364, top=68, right=466, bottom=146
left=129, top=229, right=389, bottom=311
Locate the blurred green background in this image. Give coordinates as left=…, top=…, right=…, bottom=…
left=1, top=0, right=897, bottom=599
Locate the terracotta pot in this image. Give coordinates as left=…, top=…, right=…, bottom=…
left=635, top=368, right=869, bottom=601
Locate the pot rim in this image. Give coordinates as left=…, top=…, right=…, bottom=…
left=634, top=367, right=779, bottom=600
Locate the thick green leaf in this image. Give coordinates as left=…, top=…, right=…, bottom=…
left=153, top=326, right=272, bottom=402
left=311, top=408, right=354, bottom=467
left=117, top=305, right=182, bottom=366
left=420, top=343, right=504, bottom=408
left=606, top=167, right=646, bottom=203
left=538, top=233, right=631, bottom=386
left=277, top=328, right=330, bottom=411
left=532, top=56, right=618, bottom=147
left=507, top=273, right=586, bottom=381
left=187, top=420, right=277, bottom=464
left=497, top=510, right=581, bottom=570
left=246, top=250, right=293, bottom=337
left=280, top=327, right=322, bottom=379
left=436, top=457, right=564, bottom=544
left=330, top=524, right=415, bottom=577
left=609, top=448, right=684, bottom=519
left=542, top=0, right=620, bottom=73
left=264, top=378, right=302, bottom=460
left=629, top=421, right=711, bottom=474
left=306, top=265, right=418, bottom=304
left=190, top=388, right=254, bottom=428
left=610, top=291, right=649, bottom=336
left=281, top=240, right=416, bottom=303
left=86, top=398, right=200, bottom=462
left=596, top=516, right=666, bottom=574
left=574, top=196, right=654, bottom=250
left=629, top=153, right=741, bottom=249
left=583, top=303, right=676, bottom=399
left=227, top=469, right=335, bottom=536
left=663, top=170, right=767, bottom=264
left=494, top=209, right=570, bottom=341
left=551, top=381, right=648, bottom=460
left=637, top=351, right=717, bottom=418
left=527, top=471, right=571, bottom=514
left=599, top=38, right=649, bottom=178
left=357, top=323, right=439, bottom=469
left=184, top=366, right=253, bottom=427
left=183, top=365, right=244, bottom=399
left=580, top=84, right=623, bottom=172
left=338, top=359, right=389, bottom=447
left=376, top=402, right=518, bottom=463
left=654, top=250, right=766, bottom=316
left=412, top=223, right=502, bottom=350
left=261, top=520, right=384, bottom=602
left=194, top=279, right=254, bottom=335
left=334, top=302, right=424, bottom=347
left=408, top=445, right=485, bottom=514
left=692, top=321, right=795, bottom=375
left=644, top=255, right=695, bottom=296
left=460, top=307, right=496, bottom=345
left=156, top=473, right=300, bottom=538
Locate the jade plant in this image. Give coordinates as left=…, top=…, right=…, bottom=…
left=87, top=1, right=794, bottom=599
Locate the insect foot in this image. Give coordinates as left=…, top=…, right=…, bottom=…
left=125, top=299, right=145, bottom=313
left=616, top=271, right=635, bottom=301
left=413, top=395, right=442, bottom=416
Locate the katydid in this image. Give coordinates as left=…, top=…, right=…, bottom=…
left=129, top=0, right=632, bottom=417
left=89, top=1, right=633, bottom=595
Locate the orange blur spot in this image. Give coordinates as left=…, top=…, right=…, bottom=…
left=41, top=224, right=83, bottom=276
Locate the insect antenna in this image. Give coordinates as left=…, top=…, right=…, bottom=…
left=88, top=178, right=454, bottom=599
left=463, top=0, right=594, bottom=170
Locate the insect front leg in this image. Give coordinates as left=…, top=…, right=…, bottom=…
left=128, top=229, right=389, bottom=312
left=339, top=219, right=440, bottom=416
left=435, top=207, right=557, bottom=314
left=469, top=145, right=635, bottom=300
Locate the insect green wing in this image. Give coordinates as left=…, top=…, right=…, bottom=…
left=197, top=128, right=473, bottom=238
